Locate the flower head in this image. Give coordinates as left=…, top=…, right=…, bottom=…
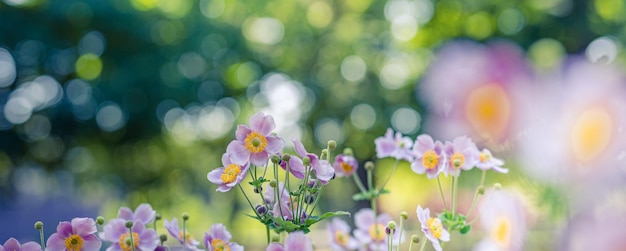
left=333, top=154, right=358, bottom=177
left=204, top=224, right=243, bottom=251
left=353, top=208, right=404, bottom=251
left=226, top=112, right=285, bottom=166
left=0, top=238, right=42, bottom=251
left=476, top=149, right=508, bottom=173
left=475, top=189, right=526, bottom=251
left=442, top=136, right=479, bottom=176
left=46, top=217, right=102, bottom=251
left=164, top=218, right=201, bottom=250
left=374, top=128, right=414, bottom=162
left=416, top=205, right=449, bottom=251
left=265, top=231, right=312, bottom=251
left=411, top=134, right=445, bottom=179
left=117, top=203, right=156, bottom=225
left=327, top=218, right=358, bottom=251
left=208, top=153, right=251, bottom=192
left=290, top=138, right=335, bottom=184
left=101, top=219, right=159, bottom=251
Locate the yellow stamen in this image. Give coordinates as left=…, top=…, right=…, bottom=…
left=334, top=231, right=349, bottom=246
left=422, top=150, right=439, bottom=169
left=244, top=131, right=268, bottom=153
left=479, top=152, right=490, bottom=163
left=368, top=223, right=386, bottom=242
left=221, top=164, right=242, bottom=184
left=64, top=234, right=84, bottom=251
left=178, top=231, right=195, bottom=244
left=427, top=217, right=443, bottom=239
left=211, top=239, right=231, bottom=251
left=492, top=216, right=511, bottom=248
left=450, top=152, right=465, bottom=168
left=571, top=107, right=612, bottom=162
left=118, top=232, right=140, bottom=251
left=340, top=162, right=354, bottom=173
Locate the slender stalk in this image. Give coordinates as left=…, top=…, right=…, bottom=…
left=388, top=234, right=393, bottom=251
left=466, top=170, right=487, bottom=219
left=238, top=184, right=259, bottom=218
left=38, top=227, right=45, bottom=249
left=408, top=238, right=415, bottom=251
left=129, top=227, right=136, bottom=251
left=182, top=218, right=186, bottom=248
left=451, top=175, right=459, bottom=215
left=398, top=216, right=404, bottom=251
left=266, top=225, right=270, bottom=244
left=436, top=176, right=448, bottom=210
left=418, top=234, right=428, bottom=251
left=352, top=172, right=368, bottom=194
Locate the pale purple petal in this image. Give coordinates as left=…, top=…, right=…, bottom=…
left=265, top=135, right=284, bottom=154
left=416, top=205, right=428, bottom=228
left=440, top=229, right=450, bottom=242
left=221, top=153, right=231, bottom=166
left=292, top=138, right=308, bottom=157
left=138, top=228, right=159, bottom=251
left=81, top=234, right=102, bottom=251
left=235, top=125, right=252, bottom=141
left=207, top=168, right=225, bottom=185
left=20, top=242, right=42, bottom=251
left=106, top=244, right=123, bottom=251
left=203, top=232, right=210, bottom=249
left=209, top=224, right=232, bottom=241
left=284, top=231, right=312, bottom=251
left=413, top=134, right=435, bottom=156
left=164, top=218, right=183, bottom=243
left=354, top=208, right=374, bottom=231
left=117, top=207, right=133, bottom=221
left=492, top=165, right=509, bottom=173
left=230, top=243, right=244, bottom=251
left=134, top=204, right=156, bottom=224
left=45, top=233, right=66, bottom=251
left=71, top=217, right=97, bottom=235
left=3, top=238, right=20, bottom=251
left=226, top=141, right=250, bottom=165
left=375, top=140, right=396, bottom=158
left=249, top=112, right=275, bottom=135
left=102, top=219, right=128, bottom=242
left=265, top=243, right=284, bottom=251
left=55, top=221, right=72, bottom=237
left=287, top=157, right=306, bottom=179
left=250, top=151, right=269, bottom=166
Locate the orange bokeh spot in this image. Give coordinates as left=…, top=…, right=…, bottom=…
left=465, top=84, right=511, bottom=141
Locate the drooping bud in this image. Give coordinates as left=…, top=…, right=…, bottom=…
left=400, top=211, right=408, bottom=220
left=303, top=156, right=311, bottom=166
left=320, top=149, right=328, bottom=160
left=411, top=235, right=420, bottom=243
left=254, top=186, right=263, bottom=193
left=304, top=194, right=315, bottom=204
left=327, top=140, right=337, bottom=150
left=343, top=148, right=354, bottom=156
left=155, top=213, right=162, bottom=221
left=255, top=205, right=268, bottom=215
left=269, top=180, right=277, bottom=188
left=387, top=221, right=397, bottom=233
left=271, top=234, right=280, bottom=242
left=159, top=234, right=168, bottom=242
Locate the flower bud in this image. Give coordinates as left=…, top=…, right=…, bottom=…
left=343, top=148, right=354, bottom=156
left=365, top=161, right=375, bottom=171
left=411, top=235, right=420, bottom=243
left=271, top=155, right=281, bottom=164
left=269, top=180, right=277, bottom=188
left=182, top=213, right=190, bottom=221
left=159, top=234, right=168, bottom=242
left=320, top=150, right=328, bottom=160
left=303, top=156, right=311, bottom=166
left=327, top=140, right=337, bottom=150
left=256, top=205, right=268, bottom=215
left=477, top=185, right=485, bottom=195
left=34, top=221, right=43, bottom=230
left=125, top=221, right=133, bottom=228
left=400, top=211, right=408, bottom=220
left=271, top=234, right=280, bottom=242
left=387, top=220, right=396, bottom=230
left=385, top=226, right=392, bottom=235
left=254, top=186, right=263, bottom=194
left=494, top=183, right=502, bottom=190
left=304, top=194, right=315, bottom=204
left=282, top=153, right=291, bottom=162
left=155, top=213, right=162, bottom=221
left=96, top=216, right=105, bottom=225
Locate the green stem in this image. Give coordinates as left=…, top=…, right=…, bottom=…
left=379, top=159, right=400, bottom=192
left=451, top=175, right=459, bottom=216
left=418, top=233, right=428, bottom=251
left=466, top=170, right=487, bottom=219
left=266, top=225, right=270, bottom=244
left=308, top=181, right=324, bottom=216
left=436, top=176, right=448, bottom=210
left=182, top=218, right=186, bottom=247
left=388, top=233, right=393, bottom=251
left=398, top=217, right=404, bottom=251
left=38, top=228, right=45, bottom=249
left=352, top=172, right=368, bottom=194
left=408, top=238, right=414, bottom=251
left=129, top=227, right=136, bottom=251
left=238, top=184, right=260, bottom=218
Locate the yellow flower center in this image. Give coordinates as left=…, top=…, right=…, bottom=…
left=571, top=107, right=612, bottom=162
left=422, top=150, right=439, bottom=170
left=340, top=162, right=354, bottom=173
left=178, top=231, right=196, bottom=244
left=64, top=234, right=84, bottom=251
left=492, top=216, right=511, bottom=248
left=118, top=232, right=140, bottom=251
left=450, top=153, right=465, bottom=168
left=334, top=231, right=349, bottom=246
left=479, top=152, right=490, bottom=163
left=244, top=131, right=268, bottom=153
left=211, top=239, right=231, bottom=251
left=368, top=223, right=386, bottom=242
left=427, top=217, right=443, bottom=239
left=221, top=164, right=242, bottom=184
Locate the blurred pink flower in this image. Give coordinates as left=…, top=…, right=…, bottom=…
left=410, top=134, right=445, bottom=179
left=163, top=218, right=201, bottom=250
left=476, top=149, right=508, bottom=173
left=416, top=205, right=449, bottom=251
left=474, top=189, right=527, bottom=251
left=419, top=40, right=534, bottom=145
left=374, top=128, right=414, bottom=162
left=333, top=154, right=358, bottom=178
left=265, top=231, right=313, bottom=251
left=291, top=138, right=335, bottom=183
left=0, top=238, right=41, bottom=251
left=102, top=219, right=159, bottom=251
left=353, top=208, right=404, bottom=251
left=327, top=218, right=359, bottom=251
left=227, top=112, right=285, bottom=166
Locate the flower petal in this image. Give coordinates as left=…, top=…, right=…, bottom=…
left=250, top=151, right=269, bottom=166
left=207, top=167, right=225, bottom=184
left=138, top=229, right=159, bottom=251
left=354, top=208, right=375, bottom=231
left=235, top=125, right=252, bottom=141
left=55, top=221, right=72, bottom=237
left=292, top=138, right=308, bottom=157
left=45, top=233, right=66, bottom=251
left=71, top=217, right=97, bottom=235
left=284, top=231, right=312, bottom=251
left=226, top=141, right=250, bottom=166
left=102, top=219, right=127, bottom=242
left=20, top=242, right=42, bottom=251
left=265, top=243, right=284, bottom=251
left=81, top=234, right=102, bottom=251
left=209, top=223, right=232, bottom=242
left=249, top=112, right=275, bottom=135
left=133, top=203, right=156, bottom=225
left=117, top=207, right=133, bottom=221
left=3, top=238, right=20, bottom=251
left=265, top=135, right=284, bottom=154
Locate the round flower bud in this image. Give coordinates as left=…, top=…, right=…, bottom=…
left=320, top=150, right=328, bottom=160
left=271, top=155, right=281, bottom=164
left=182, top=213, right=190, bottom=221
left=271, top=234, right=280, bottom=242
left=327, top=140, right=337, bottom=150
left=387, top=220, right=397, bottom=230
left=303, top=156, right=311, bottom=166
left=343, top=148, right=354, bottom=156
left=254, top=186, right=263, bottom=194
left=155, top=213, right=162, bottom=221
left=255, top=205, right=268, bottom=215
left=125, top=221, right=133, bottom=228
left=477, top=185, right=485, bottom=195
left=282, top=153, right=291, bottom=162
left=400, top=211, right=408, bottom=220
left=34, top=221, right=44, bottom=230
left=494, top=183, right=502, bottom=190
left=269, top=180, right=277, bottom=188
left=160, top=234, right=168, bottom=242
left=411, top=235, right=420, bottom=243
left=365, top=161, right=375, bottom=171
left=304, top=195, right=315, bottom=204
left=96, top=216, right=105, bottom=225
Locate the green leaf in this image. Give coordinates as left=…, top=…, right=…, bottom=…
left=459, top=224, right=471, bottom=234
left=352, top=192, right=371, bottom=201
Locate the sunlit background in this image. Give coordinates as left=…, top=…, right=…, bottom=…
left=1, top=0, right=626, bottom=250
